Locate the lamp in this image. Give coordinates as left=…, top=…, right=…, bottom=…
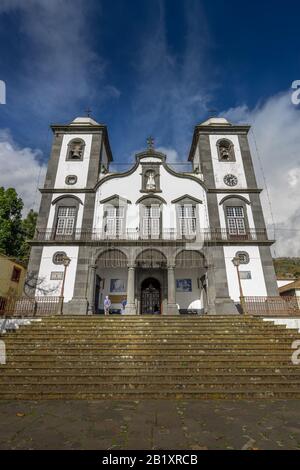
left=59, top=255, right=71, bottom=315
left=231, top=255, right=246, bottom=314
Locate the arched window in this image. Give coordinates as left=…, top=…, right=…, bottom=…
left=137, top=196, right=164, bottom=239
left=220, top=195, right=251, bottom=239
left=66, top=138, right=85, bottom=161
left=217, top=139, right=235, bottom=162
left=51, top=195, right=82, bottom=239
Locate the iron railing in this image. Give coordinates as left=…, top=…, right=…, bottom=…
left=0, top=296, right=60, bottom=317
left=243, top=296, right=300, bottom=316
left=34, top=228, right=269, bottom=242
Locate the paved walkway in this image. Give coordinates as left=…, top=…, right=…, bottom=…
left=0, top=400, right=300, bottom=450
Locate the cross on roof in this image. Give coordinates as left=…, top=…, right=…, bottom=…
left=85, top=107, right=92, bottom=117
left=147, top=136, right=155, bottom=149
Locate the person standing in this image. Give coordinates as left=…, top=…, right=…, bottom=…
left=104, top=295, right=111, bottom=316
left=121, top=297, right=127, bottom=314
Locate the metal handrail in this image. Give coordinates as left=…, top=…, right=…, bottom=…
left=34, top=227, right=269, bottom=242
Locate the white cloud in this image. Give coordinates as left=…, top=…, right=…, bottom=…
left=0, top=129, right=46, bottom=214
left=223, top=92, right=300, bottom=256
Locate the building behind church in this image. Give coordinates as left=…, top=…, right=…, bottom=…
left=28, top=116, right=278, bottom=315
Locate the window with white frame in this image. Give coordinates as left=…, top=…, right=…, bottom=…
left=142, top=205, right=160, bottom=238
left=226, top=206, right=246, bottom=235
left=55, top=206, right=76, bottom=236
left=105, top=206, right=125, bottom=237
left=178, top=205, right=197, bottom=236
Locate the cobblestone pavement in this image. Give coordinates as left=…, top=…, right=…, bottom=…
left=0, top=400, right=300, bottom=450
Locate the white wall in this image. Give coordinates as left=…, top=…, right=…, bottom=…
left=223, top=245, right=267, bottom=301
left=96, top=267, right=127, bottom=310
left=277, top=279, right=296, bottom=288
left=54, top=134, right=92, bottom=189
left=209, top=135, right=247, bottom=189
left=93, top=156, right=210, bottom=233
left=174, top=268, right=203, bottom=309
left=37, top=246, right=79, bottom=301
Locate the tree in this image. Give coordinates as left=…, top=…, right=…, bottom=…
left=19, top=209, right=38, bottom=264
left=0, top=187, right=24, bottom=258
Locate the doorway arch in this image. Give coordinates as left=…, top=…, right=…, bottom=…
left=141, top=277, right=161, bottom=314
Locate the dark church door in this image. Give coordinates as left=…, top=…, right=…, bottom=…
left=141, top=278, right=161, bottom=314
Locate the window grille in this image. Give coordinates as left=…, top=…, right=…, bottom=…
left=56, top=207, right=76, bottom=235
left=226, top=206, right=246, bottom=235
left=178, top=205, right=196, bottom=235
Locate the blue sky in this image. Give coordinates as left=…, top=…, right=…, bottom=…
left=0, top=0, right=299, bottom=255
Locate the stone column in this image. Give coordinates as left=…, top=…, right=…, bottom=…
left=206, top=264, right=216, bottom=315
left=124, top=265, right=137, bottom=315
left=166, top=264, right=179, bottom=315
left=87, top=264, right=97, bottom=315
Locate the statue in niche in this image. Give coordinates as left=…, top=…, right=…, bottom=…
left=146, top=170, right=156, bottom=190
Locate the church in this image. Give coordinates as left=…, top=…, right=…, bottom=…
left=28, top=116, right=278, bottom=315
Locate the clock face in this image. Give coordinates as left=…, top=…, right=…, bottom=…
left=224, top=174, right=238, bottom=186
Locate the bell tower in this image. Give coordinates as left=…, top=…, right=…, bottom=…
left=188, top=117, right=278, bottom=313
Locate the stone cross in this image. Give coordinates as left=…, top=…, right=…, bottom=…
left=147, top=136, right=155, bottom=149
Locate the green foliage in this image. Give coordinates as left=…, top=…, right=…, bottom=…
left=0, top=187, right=38, bottom=265
left=273, top=258, right=300, bottom=279
left=0, top=186, right=24, bottom=258
left=20, top=209, right=38, bottom=264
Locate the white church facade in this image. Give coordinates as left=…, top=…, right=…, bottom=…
left=28, top=116, right=278, bottom=315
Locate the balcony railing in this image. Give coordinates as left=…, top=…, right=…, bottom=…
left=33, top=228, right=269, bottom=243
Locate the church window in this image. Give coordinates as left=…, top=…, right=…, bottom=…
left=178, top=205, right=197, bottom=236
left=142, top=205, right=160, bottom=238
left=55, top=206, right=76, bottom=236
left=66, top=139, right=85, bottom=161
left=105, top=206, right=125, bottom=237
left=11, top=266, right=21, bottom=283
left=226, top=206, right=246, bottom=235
left=217, top=139, right=235, bottom=162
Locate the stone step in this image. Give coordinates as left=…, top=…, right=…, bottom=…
left=2, top=359, right=296, bottom=367
left=2, top=365, right=298, bottom=373
left=6, top=342, right=292, bottom=354
left=1, top=375, right=300, bottom=384
left=0, top=381, right=300, bottom=396
left=7, top=347, right=294, bottom=360
left=2, top=316, right=299, bottom=400
left=5, top=339, right=296, bottom=346
left=2, top=370, right=300, bottom=379
left=1, top=389, right=300, bottom=399
left=8, top=332, right=298, bottom=340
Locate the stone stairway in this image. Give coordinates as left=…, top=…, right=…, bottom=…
left=1, top=315, right=300, bottom=399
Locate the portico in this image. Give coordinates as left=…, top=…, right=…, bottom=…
left=85, top=247, right=210, bottom=315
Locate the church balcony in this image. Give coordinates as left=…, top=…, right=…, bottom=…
left=33, top=227, right=271, bottom=244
